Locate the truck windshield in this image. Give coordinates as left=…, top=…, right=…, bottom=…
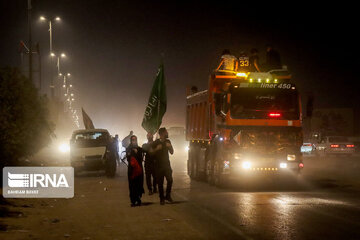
left=72, top=132, right=109, bottom=146
left=230, top=88, right=299, bottom=119
left=239, top=129, right=302, bottom=153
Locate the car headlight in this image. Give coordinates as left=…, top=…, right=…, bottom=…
left=59, top=143, right=70, bottom=153
left=242, top=161, right=251, bottom=169
left=280, top=163, right=287, bottom=169
left=234, top=153, right=241, bottom=160
left=287, top=154, right=296, bottom=161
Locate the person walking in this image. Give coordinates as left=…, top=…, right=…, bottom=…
left=142, top=132, right=157, bottom=195
left=114, top=134, right=120, bottom=165
left=122, top=130, right=133, bottom=149
left=150, top=127, right=174, bottom=205
left=126, top=135, right=144, bottom=207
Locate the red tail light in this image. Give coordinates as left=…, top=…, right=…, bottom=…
left=346, top=144, right=355, bottom=148
left=331, top=144, right=339, bottom=148
left=269, top=113, right=281, bottom=117
left=299, top=163, right=304, bottom=168
left=304, top=143, right=312, bottom=146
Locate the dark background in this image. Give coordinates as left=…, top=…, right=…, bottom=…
left=1, top=0, right=359, bottom=137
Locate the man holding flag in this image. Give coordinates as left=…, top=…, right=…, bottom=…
left=142, top=64, right=174, bottom=204
left=141, top=64, right=167, bottom=134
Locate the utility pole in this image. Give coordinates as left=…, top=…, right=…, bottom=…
left=28, top=0, right=33, bottom=83
left=36, top=43, right=42, bottom=91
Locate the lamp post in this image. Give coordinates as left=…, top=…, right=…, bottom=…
left=39, top=16, right=61, bottom=98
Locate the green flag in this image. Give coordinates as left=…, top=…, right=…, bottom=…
left=142, top=64, right=167, bottom=134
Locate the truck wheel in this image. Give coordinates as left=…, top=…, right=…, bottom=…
left=206, top=160, right=214, bottom=184
left=189, top=161, right=198, bottom=179
left=105, top=156, right=116, bottom=178
left=213, top=162, right=228, bottom=188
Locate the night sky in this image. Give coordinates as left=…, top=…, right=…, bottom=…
left=1, top=0, right=359, bottom=137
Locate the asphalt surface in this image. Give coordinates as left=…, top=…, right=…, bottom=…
left=1, top=151, right=360, bottom=240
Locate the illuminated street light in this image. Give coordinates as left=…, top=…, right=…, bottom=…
left=59, top=73, right=62, bottom=76
left=39, top=15, right=62, bottom=99
left=67, top=73, right=71, bottom=76
left=61, top=53, right=66, bottom=58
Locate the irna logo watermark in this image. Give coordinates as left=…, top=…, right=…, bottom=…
left=3, top=167, right=74, bottom=198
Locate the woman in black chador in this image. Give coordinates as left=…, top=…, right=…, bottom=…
left=126, top=135, right=145, bottom=206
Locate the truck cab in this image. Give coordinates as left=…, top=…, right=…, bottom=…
left=186, top=69, right=304, bottom=186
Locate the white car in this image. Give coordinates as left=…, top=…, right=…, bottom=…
left=315, top=136, right=355, bottom=157
left=301, top=142, right=314, bottom=154
left=70, top=129, right=117, bottom=177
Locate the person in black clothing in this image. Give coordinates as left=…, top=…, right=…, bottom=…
left=265, top=45, right=282, bottom=70
left=249, top=48, right=261, bottom=72
left=142, top=132, right=157, bottom=195
left=150, top=127, right=174, bottom=205
left=114, top=134, right=120, bottom=165
left=126, top=135, right=145, bottom=207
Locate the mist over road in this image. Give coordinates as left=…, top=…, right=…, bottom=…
left=1, top=152, right=360, bottom=240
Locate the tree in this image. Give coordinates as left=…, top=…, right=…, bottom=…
left=0, top=67, right=54, bottom=166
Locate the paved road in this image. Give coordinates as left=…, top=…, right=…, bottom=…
left=1, top=154, right=360, bottom=240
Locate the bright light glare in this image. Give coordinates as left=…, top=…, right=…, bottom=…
left=287, top=154, right=296, bottom=161
left=280, top=163, right=287, bottom=169
left=59, top=143, right=70, bottom=153
left=55, top=17, right=61, bottom=21
left=236, top=72, right=247, bottom=77
left=242, top=161, right=251, bottom=169
left=50, top=52, right=56, bottom=57
left=185, top=146, right=189, bottom=151
left=61, top=53, right=66, bottom=57
left=67, top=73, right=71, bottom=76
left=40, top=16, right=46, bottom=21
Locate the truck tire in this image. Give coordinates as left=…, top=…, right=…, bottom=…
left=189, top=146, right=199, bottom=179
left=206, top=160, right=214, bottom=184
left=213, top=162, right=228, bottom=188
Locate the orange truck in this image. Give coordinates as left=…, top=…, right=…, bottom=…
left=186, top=68, right=304, bottom=186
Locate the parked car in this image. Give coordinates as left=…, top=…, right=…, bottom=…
left=70, top=129, right=117, bottom=177
left=315, top=136, right=355, bottom=157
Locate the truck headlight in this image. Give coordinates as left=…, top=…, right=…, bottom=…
left=242, top=161, right=251, bottom=169
left=280, top=163, right=287, bottom=169
left=287, top=154, right=296, bottom=161
left=59, top=143, right=70, bottom=153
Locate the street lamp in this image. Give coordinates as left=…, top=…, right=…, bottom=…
left=39, top=16, right=61, bottom=54
left=39, top=15, right=61, bottom=99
